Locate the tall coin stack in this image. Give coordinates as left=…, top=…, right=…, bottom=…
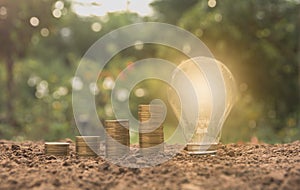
left=105, top=120, right=130, bottom=159
left=75, top=136, right=100, bottom=157
left=138, top=104, right=164, bottom=155
left=45, top=142, right=69, bottom=156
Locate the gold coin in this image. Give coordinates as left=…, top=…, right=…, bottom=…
left=75, top=136, right=100, bottom=141
left=44, top=142, right=69, bottom=155
left=105, top=119, right=129, bottom=126
left=76, top=142, right=100, bottom=146
left=45, top=142, right=69, bottom=145
left=138, top=104, right=163, bottom=109
left=105, top=119, right=130, bottom=158
left=75, top=136, right=100, bottom=157
left=77, top=146, right=99, bottom=152
left=138, top=104, right=165, bottom=154
left=186, top=143, right=218, bottom=151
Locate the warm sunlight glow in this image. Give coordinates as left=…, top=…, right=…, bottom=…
left=72, top=0, right=153, bottom=17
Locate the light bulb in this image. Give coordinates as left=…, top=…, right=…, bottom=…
left=168, top=56, right=237, bottom=154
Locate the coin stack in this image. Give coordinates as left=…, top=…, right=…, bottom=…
left=186, top=143, right=218, bottom=154
left=45, top=142, right=69, bottom=156
left=105, top=119, right=130, bottom=159
left=75, top=136, right=100, bottom=157
left=138, top=104, right=164, bottom=155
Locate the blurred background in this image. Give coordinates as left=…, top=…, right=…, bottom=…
left=0, top=0, right=299, bottom=143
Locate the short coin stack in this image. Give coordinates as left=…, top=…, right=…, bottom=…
left=105, top=119, right=130, bottom=159
left=186, top=143, right=218, bottom=154
left=75, top=136, right=100, bottom=157
left=45, top=142, right=69, bottom=156
left=138, top=104, right=164, bottom=155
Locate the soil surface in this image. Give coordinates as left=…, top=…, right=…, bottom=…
left=0, top=140, right=299, bottom=190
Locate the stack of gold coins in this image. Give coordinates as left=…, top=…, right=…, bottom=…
left=75, top=136, right=100, bottom=157
left=186, top=143, right=218, bottom=154
left=45, top=142, right=69, bottom=156
left=138, top=104, right=164, bottom=155
left=105, top=119, right=130, bottom=159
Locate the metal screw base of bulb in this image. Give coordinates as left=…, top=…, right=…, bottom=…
left=185, top=143, right=218, bottom=155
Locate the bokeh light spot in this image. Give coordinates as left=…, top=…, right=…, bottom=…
left=40, top=28, right=50, bottom=37
left=116, top=88, right=129, bottom=102
left=208, top=0, right=217, bottom=8
left=214, top=13, right=222, bottom=22
left=195, top=28, right=203, bottom=37
left=104, top=104, right=113, bottom=117
left=103, top=77, right=115, bottom=90
left=27, top=75, right=41, bottom=87
left=52, top=101, right=62, bottom=110
left=0, top=6, right=7, bottom=19
left=256, top=11, right=265, bottom=20
left=35, top=80, right=49, bottom=98
left=52, top=9, right=62, bottom=18
left=91, top=22, right=102, bottom=32
left=55, top=1, right=64, bottom=10
left=71, top=77, right=83, bottom=91
left=60, top=27, right=71, bottom=38
left=89, top=82, right=100, bottom=95
left=30, top=17, right=40, bottom=27
left=135, top=88, right=146, bottom=97
left=182, top=43, right=191, bottom=54
left=134, top=40, right=144, bottom=50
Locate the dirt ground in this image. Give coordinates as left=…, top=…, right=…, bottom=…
left=0, top=140, right=299, bottom=190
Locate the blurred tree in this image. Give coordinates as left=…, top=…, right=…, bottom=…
left=0, top=7, right=146, bottom=139
left=0, top=0, right=60, bottom=128
left=151, top=0, right=300, bottom=142
left=150, top=0, right=198, bottom=24
left=0, top=0, right=298, bottom=143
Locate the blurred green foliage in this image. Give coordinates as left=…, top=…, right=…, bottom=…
left=0, top=0, right=299, bottom=143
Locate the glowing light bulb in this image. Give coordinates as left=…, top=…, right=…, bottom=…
left=168, top=56, right=237, bottom=154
